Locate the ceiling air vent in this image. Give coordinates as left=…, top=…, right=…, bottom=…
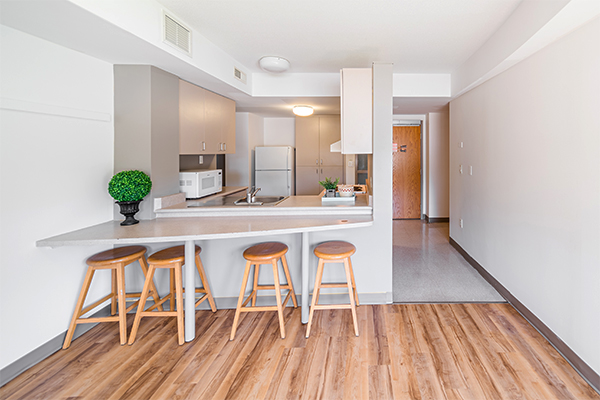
left=234, top=67, right=247, bottom=84
left=163, top=13, right=191, bottom=55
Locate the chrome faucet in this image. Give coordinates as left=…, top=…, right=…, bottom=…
left=247, top=186, right=261, bottom=203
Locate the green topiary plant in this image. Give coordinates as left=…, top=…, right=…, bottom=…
left=319, top=177, right=339, bottom=190
left=108, top=170, right=152, bottom=203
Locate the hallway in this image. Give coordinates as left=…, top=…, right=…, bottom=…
left=393, top=220, right=505, bottom=303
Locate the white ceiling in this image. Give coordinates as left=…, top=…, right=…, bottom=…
left=156, top=0, right=522, bottom=74
left=4, top=0, right=593, bottom=116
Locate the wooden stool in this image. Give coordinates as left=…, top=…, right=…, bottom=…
left=128, top=245, right=216, bottom=345
left=306, top=241, right=359, bottom=338
left=230, top=242, right=297, bottom=340
left=63, top=245, right=162, bottom=349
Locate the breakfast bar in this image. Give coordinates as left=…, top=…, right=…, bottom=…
left=37, top=198, right=373, bottom=342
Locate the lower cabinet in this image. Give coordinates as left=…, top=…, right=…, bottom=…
left=296, top=166, right=344, bottom=195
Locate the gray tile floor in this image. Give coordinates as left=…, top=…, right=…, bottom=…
left=393, top=220, right=505, bottom=303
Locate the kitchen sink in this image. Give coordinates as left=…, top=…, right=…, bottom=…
left=234, top=196, right=287, bottom=206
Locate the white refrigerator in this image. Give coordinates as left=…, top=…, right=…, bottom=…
left=254, top=146, right=295, bottom=196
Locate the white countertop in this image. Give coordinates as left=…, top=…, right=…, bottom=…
left=36, top=215, right=373, bottom=247
left=155, top=193, right=373, bottom=217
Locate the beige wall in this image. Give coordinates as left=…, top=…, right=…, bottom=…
left=450, top=17, right=600, bottom=374
left=426, top=107, right=450, bottom=218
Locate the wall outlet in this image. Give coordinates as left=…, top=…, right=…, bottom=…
left=348, top=160, right=353, bottom=167
left=460, top=219, right=464, bottom=228
left=198, top=155, right=203, bottom=164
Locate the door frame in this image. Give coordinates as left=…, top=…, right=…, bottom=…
left=392, top=117, right=426, bottom=220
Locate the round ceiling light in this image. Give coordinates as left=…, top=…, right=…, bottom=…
left=259, top=56, right=290, bottom=73
left=293, top=105, right=314, bottom=117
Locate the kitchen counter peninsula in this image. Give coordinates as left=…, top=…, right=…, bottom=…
left=37, top=202, right=373, bottom=342
left=155, top=193, right=373, bottom=217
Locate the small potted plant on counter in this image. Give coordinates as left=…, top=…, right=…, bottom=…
left=319, top=177, right=339, bottom=198
left=108, top=170, right=152, bottom=226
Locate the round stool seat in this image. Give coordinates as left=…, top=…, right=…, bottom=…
left=243, top=242, right=288, bottom=262
left=148, top=245, right=201, bottom=265
left=314, top=241, right=356, bottom=260
left=87, top=245, right=147, bottom=266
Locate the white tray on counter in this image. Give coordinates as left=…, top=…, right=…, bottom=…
left=321, top=193, right=356, bottom=204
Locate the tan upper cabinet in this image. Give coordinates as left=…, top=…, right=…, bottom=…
left=340, top=68, right=372, bottom=154
left=295, top=117, right=320, bottom=166
left=295, top=115, right=343, bottom=195
left=179, top=80, right=236, bottom=155
left=296, top=115, right=342, bottom=167
left=179, top=80, right=206, bottom=154
left=319, top=116, right=342, bottom=166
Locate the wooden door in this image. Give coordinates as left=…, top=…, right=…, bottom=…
left=392, top=126, right=421, bottom=219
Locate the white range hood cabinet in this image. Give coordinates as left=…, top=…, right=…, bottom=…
left=330, top=140, right=341, bottom=152
left=339, top=68, right=373, bottom=154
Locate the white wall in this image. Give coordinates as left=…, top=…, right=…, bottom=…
left=450, top=17, right=600, bottom=374
left=0, top=26, right=114, bottom=370
left=426, top=107, right=450, bottom=218
left=263, top=117, right=295, bottom=146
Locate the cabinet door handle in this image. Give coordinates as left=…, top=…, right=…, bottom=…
left=202, top=141, right=206, bottom=151
left=316, top=159, right=319, bottom=165
left=321, top=168, right=323, bottom=174
left=224, top=143, right=227, bottom=151
left=316, top=169, right=318, bottom=174
left=321, top=159, right=323, bottom=165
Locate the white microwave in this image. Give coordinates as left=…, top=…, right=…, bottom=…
left=179, top=169, right=222, bottom=199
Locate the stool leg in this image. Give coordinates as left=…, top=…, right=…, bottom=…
left=139, top=256, right=163, bottom=312
left=280, top=255, right=298, bottom=308
left=231, top=261, right=252, bottom=340
left=272, top=259, right=286, bottom=339
left=348, top=257, right=359, bottom=307
left=306, top=258, right=325, bottom=338
left=110, top=269, right=117, bottom=316
left=196, top=254, right=217, bottom=312
left=63, top=267, right=95, bottom=349
left=115, top=264, right=128, bottom=345
left=251, top=264, right=259, bottom=307
left=128, top=264, right=156, bottom=345
left=169, top=269, right=175, bottom=311
left=344, top=258, right=359, bottom=337
left=174, top=263, right=185, bottom=345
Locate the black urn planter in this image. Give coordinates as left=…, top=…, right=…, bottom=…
left=117, top=200, right=142, bottom=226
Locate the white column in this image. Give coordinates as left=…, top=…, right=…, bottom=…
left=184, top=239, right=196, bottom=341
left=301, top=231, right=310, bottom=323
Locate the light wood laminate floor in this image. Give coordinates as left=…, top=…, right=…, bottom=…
left=1, top=304, right=598, bottom=399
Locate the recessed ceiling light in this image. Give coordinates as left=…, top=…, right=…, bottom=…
left=293, top=105, right=314, bottom=117
left=259, top=56, right=290, bottom=73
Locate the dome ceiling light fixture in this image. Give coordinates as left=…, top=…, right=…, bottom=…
left=293, top=105, right=314, bottom=117
left=259, top=56, right=290, bottom=73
